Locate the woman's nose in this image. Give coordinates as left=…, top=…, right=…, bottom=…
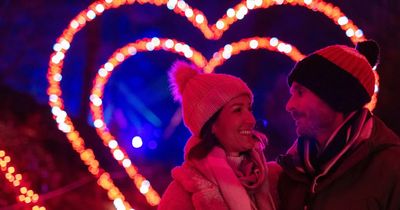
left=246, top=111, right=256, bottom=125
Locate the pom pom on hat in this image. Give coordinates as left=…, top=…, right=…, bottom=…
left=168, top=60, right=200, bottom=102
left=168, top=60, right=253, bottom=135
left=288, top=40, right=379, bottom=113
left=355, top=40, right=379, bottom=67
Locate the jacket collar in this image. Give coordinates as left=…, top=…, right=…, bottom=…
left=278, top=109, right=399, bottom=190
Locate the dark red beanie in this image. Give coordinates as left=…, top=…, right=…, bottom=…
left=288, top=41, right=379, bottom=113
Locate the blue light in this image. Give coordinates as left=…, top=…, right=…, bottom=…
left=148, top=140, right=158, bottom=150
left=132, top=136, right=143, bottom=148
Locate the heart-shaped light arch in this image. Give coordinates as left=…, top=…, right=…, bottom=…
left=89, top=38, right=207, bottom=206
left=89, top=36, right=304, bottom=207
left=44, top=0, right=379, bottom=208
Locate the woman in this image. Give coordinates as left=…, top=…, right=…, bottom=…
left=158, top=61, right=277, bottom=210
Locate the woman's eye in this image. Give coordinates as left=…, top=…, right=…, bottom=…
left=233, top=107, right=241, bottom=113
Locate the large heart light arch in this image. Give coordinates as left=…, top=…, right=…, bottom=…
left=40, top=0, right=380, bottom=209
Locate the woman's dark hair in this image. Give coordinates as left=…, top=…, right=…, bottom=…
left=187, top=109, right=222, bottom=160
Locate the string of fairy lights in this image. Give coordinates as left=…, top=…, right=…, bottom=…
left=0, top=0, right=381, bottom=209
left=0, top=150, right=46, bottom=210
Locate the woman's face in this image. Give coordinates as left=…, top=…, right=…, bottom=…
left=212, top=94, right=257, bottom=155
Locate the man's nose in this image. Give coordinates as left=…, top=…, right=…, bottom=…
left=286, top=96, right=294, bottom=112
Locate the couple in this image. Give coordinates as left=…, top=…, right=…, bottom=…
left=158, top=40, right=400, bottom=210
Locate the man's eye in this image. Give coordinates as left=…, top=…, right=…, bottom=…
left=298, top=90, right=303, bottom=96
left=296, top=89, right=304, bottom=96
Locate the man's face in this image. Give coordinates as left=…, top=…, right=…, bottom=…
left=286, top=82, right=343, bottom=141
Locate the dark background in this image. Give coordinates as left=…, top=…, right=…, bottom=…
left=1, top=0, right=399, bottom=209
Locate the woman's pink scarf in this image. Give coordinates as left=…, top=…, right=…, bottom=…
left=173, top=136, right=276, bottom=210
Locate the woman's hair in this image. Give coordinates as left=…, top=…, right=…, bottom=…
left=187, top=109, right=222, bottom=160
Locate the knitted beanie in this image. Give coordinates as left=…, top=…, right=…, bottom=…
left=169, top=60, right=253, bottom=135
left=288, top=40, right=379, bottom=113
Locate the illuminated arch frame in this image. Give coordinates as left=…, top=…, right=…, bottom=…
left=89, top=36, right=304, bottom=207
left=45, top=0, right=379, bottom=208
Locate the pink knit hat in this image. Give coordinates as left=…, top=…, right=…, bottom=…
left=169, top=60, right=253, bottom=135
left=288, top=40, right=379, bottom=113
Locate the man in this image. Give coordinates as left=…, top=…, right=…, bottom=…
left=277, top=40, right=400, bottom=210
